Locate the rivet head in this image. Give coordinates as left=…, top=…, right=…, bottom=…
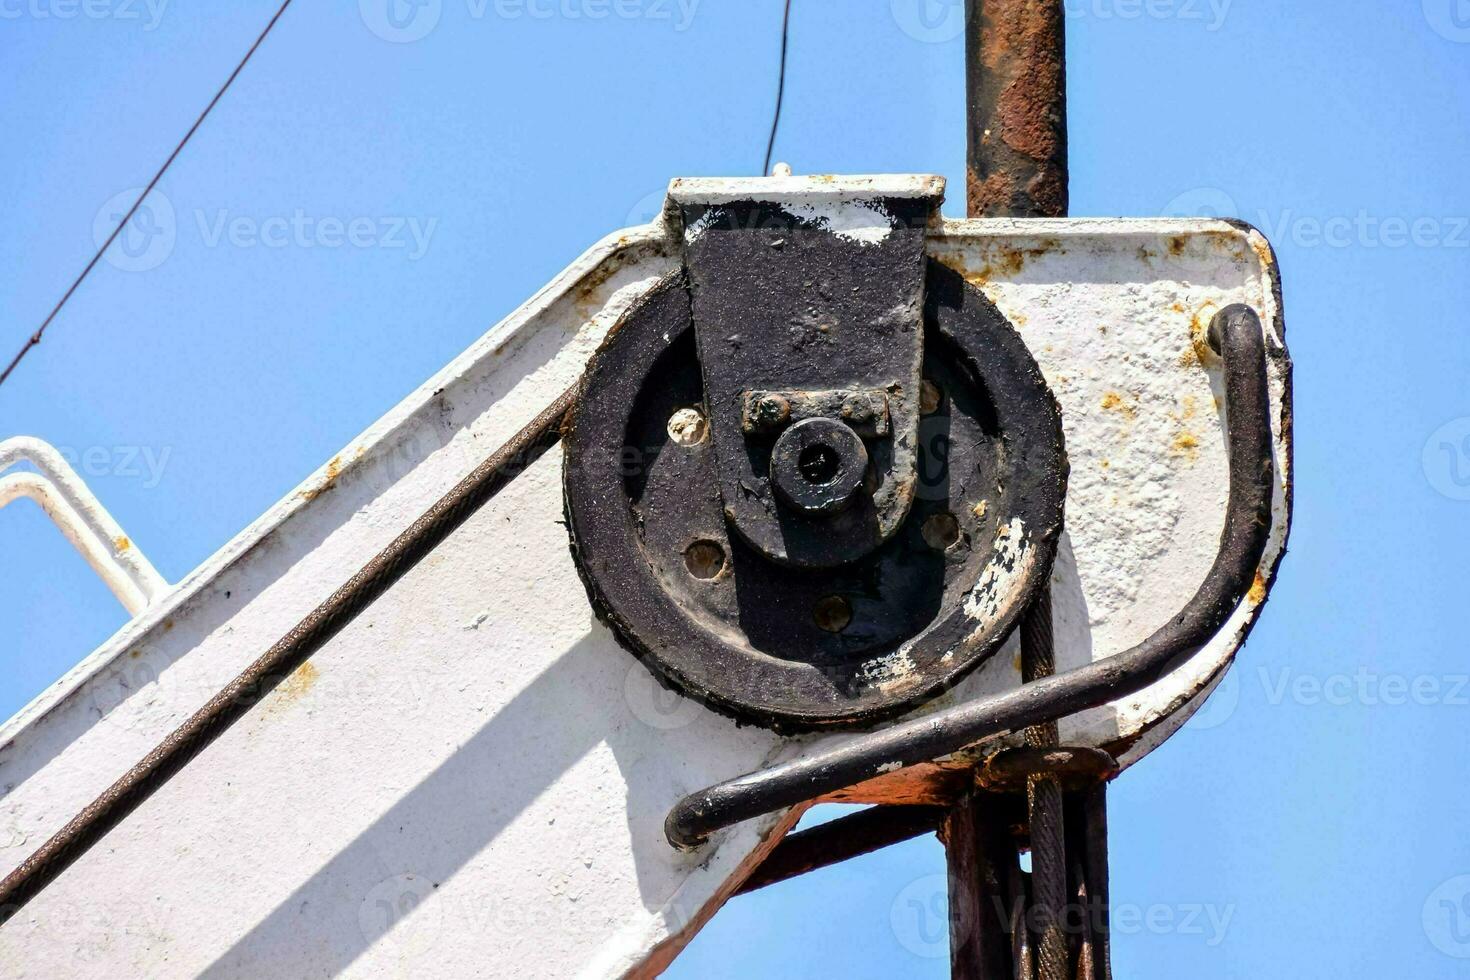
left=667, top=407, right=709, bottom=446
left=841, top=395, right=876, bottom=424
left=754, top=394, right=791, bottom=428
left=813, top=595, right=853, bottom=633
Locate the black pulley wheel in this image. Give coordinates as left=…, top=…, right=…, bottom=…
left=564, top=261, right=1067, bottom=731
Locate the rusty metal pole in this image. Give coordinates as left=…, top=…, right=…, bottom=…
left=942, top=790, right=1022, bottom=979
left=957, top=3, right=1074, bottom=978
left=965, top=0, right=1068, bottom=219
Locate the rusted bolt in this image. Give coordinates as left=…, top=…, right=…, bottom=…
left=683, top=540, right=726, bottom=580
left=667, top=407, right=708, bottom=447
left=841, top=395, right=876, bottom=425
left=752, top=394, right=791, bottom=430
left=813, top=595, right=853, bottom=633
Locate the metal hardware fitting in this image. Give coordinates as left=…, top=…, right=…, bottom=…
left=741, top=389, right=891, bottom=438
left=680, top=181, right=935, bottom=569
left=975, top=747, right=1119, bottom=793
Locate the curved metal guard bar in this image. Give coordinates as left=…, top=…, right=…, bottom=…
left=666, top=304, right=1275, bottom=849
left=0, top=437, right=169, bottom=615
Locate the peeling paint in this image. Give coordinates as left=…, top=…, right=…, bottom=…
left=1100, top=391, right=1136, bottom=421
left=782, top=199, right=896, bottom=246
left=278, top=661, right=318, bottom=703
left=1248, top=572, right=1268, bottom=606
left=1171, top=431, right=1201, bottom=461
left=859, top=648, right=919, bottom=689
left=962, top=520, right=1032, bottom=636
left=300, top=456, right=343, bottom=502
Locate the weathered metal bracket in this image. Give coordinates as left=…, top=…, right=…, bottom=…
left=675, top=177, right=942, bottom=569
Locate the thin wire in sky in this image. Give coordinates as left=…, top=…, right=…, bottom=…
left=0, top=0, right=296, bottom=390
left=762, top=0, right=793, bottom=177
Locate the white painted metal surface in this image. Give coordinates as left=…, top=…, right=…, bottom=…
left=0, top=437, right=168, bottom=615
left=0, top=177, right=1289, bottom=978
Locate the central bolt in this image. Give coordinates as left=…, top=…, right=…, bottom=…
left=798, top=444, right=841, bottom=485
left=769, top=417, right=869, bottom=516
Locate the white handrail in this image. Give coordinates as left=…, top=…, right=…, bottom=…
left=0, top=437, right=168, bottom=616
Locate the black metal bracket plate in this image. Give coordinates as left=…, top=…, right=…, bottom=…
left=680, top=192, right=936, bottom=569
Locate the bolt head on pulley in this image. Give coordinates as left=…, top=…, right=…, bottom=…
left=769, top=418, right=869, bottom=516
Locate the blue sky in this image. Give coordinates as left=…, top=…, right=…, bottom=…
left=3, top=1, right=1469, bottom=976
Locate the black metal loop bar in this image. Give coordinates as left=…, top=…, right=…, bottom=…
left=665, top=304, right=1275, bottom=849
